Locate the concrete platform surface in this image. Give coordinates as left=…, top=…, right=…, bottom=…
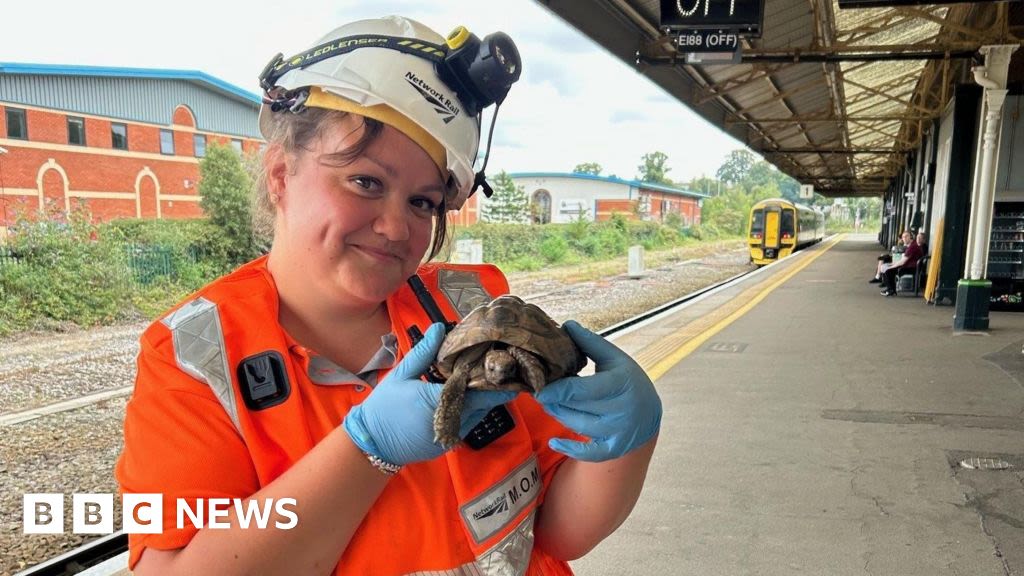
left=572, top=234, right=1024, bottom=576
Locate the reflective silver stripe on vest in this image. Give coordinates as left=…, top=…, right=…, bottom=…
left=402, top=511, right=535, bottom=576
left=161, top=297, right=240, bottom=434
left=460, top=456, right=540, bottom=545
left=476, top=510, right=535, bottom=576
left=438, top=269, right=493, bottom=319
left=404, top=563, right=484, bottom=576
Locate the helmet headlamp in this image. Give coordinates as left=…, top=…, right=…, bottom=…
left=437, top=30, right=521, bottom=117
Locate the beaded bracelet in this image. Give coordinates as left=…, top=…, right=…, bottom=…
left=364, top=452, right=402, bottom=476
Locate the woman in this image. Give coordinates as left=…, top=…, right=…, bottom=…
left=117, top=16, right=661, bottom=576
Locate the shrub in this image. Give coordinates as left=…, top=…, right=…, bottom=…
left=664, top=212, right=684, bottom=230
left=0, top=209, right=134, bottom=331
left=576, top=234, right=604, bottom=257
left=595, top=224, right=628, bottom=257
left=566, top=216, right=591, bottom=243
left=657, top=225, right=682, bottom=246
left=609, top=212, right=629, bottom=233
left=452, top=223, right=543, bottom=263
left=505, top=254, right=544, bottom=272
left=450, top=216, right=714, bottom=270
left=539, top=235, right=569, bottom=263
left=101, top=218, right=215, bottom=287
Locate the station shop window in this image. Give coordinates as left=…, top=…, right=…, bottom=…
left=5, top=107, right=27, bottom=140
left=111, top=123, right=128, bottom=150
left=67, top=116, right=86, bottom=146
left=194, top=134, right=206, bottom=158
left=231, top=139, right=243, bottom=154
left=160, top=129, right=175, bottom=155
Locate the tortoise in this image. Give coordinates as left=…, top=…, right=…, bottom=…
left=432, top=294, right=588, bottom=448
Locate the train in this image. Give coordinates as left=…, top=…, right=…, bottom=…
left=747, top=198, right=825, bottom=266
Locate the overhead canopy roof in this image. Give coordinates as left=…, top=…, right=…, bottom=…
left=537, top=0, right=1021, bottom=197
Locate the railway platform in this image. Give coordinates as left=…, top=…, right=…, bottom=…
left=574, top=232, right=1024, bottom=575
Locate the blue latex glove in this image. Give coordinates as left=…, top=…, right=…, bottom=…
left=343, top=323, right=518, bottom=466
left=534, top=320, right=662, bottom=462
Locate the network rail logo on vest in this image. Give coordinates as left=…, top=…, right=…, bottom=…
left=460, top=457, right=540, bottom=543
left=22, top=493, right=298, bottom=534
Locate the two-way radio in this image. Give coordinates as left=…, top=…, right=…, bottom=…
left=405, top=274, right=514, bottom=450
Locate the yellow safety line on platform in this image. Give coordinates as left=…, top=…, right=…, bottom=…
left=644, top=235, right=844, bottom=382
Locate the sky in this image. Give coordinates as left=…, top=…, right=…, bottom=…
left=1, top=0, right=748, bottom=185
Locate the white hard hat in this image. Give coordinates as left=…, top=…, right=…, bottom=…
left=259, top=16, right=484, bottom=210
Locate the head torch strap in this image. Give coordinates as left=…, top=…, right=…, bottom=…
left=468, top=103, right=502, bottom=200
left=260, top=35, right=448, bottom=92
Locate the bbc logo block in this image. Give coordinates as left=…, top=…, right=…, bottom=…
left=23, top=494, right=64, bottom=534
left=23, top=493, right=162, bottom=535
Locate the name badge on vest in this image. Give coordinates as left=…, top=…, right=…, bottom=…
left=238, top=351, right=290, bottom=410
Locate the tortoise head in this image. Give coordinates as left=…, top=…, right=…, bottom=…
left=483, top=348, right=517, bottom=386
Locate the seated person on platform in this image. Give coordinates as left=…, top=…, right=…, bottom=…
left=870, top=231, right=927, bottom=284
left=870, top=233, right=905, bottom=283
left=879, top=231, right=923, bottom=296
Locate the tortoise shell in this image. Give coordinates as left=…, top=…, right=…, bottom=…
left=435, top=295, right=586, bottom=389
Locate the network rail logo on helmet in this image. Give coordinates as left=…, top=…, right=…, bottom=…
left=405, top=71, right=460, bottom=123
left=257, top=15, right=522, bottom=210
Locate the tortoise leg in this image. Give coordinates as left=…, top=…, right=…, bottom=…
left=508, top=347, right=547, bottom=393
left=434, top=364, right=470, bottom=449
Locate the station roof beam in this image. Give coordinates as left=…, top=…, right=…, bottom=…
left=538, top=0, right=1020, bottom=197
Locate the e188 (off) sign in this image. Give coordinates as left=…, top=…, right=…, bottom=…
left=660, top=0, right=765, bottom=34
left=676, top=30, right=739, bottom=53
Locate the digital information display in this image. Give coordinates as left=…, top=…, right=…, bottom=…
left=660, top=0, right=765, bottom=32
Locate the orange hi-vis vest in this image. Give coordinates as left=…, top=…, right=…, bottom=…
left=116, top=256, right=576, bottom=576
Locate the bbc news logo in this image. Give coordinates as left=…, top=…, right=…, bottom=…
left=23, top=494, right=298, bottom=534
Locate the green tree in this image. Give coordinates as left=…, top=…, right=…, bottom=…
left=716, top=149, right=756, bottom=185
left=637, top=151, right=672, bottom=184
left=573, top=162, right=603, bottom=175
left=702, top=181, right=777, bottom=236
left=745, top=160, right=800, bottom=201
left=198, top=143, right=258, bottom=269
left=746, top=161, right=778, bottom=191
left=634, top=150, right=675, bottom=183
left=481, top=171, right=530, bottom=223
left=689, top=175, right=722, bottom=196
left=854, top=197, right=881, bottom=221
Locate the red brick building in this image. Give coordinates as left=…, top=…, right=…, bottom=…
left=0, top=63, right=264, bottom=238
